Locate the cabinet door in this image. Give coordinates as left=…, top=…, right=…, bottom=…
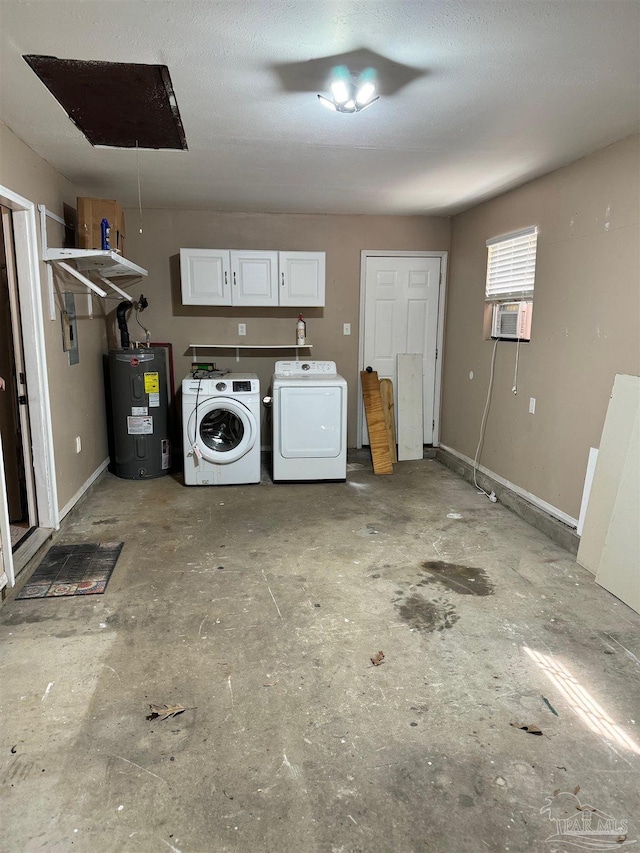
left=279, top=252, right=326, bottom=306
left=180, top=249, right=231, bottom=305
left=230, top=251, right=278, bottom=306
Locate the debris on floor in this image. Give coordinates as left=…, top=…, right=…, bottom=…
left=147, top=703, right=194, bottom=721
left=370, top=650, right=385, bottom=666
left=510, top=722, right=543, bottom=735
left=542, top=696, right=559, bottom=716
left=553, top=785, right=580, bottom=796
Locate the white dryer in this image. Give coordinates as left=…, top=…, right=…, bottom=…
left=182, top=373, right=261, bottom=485
left=272, top=360, right=347, bottom=481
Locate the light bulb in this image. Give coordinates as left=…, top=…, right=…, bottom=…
left=355, top=68, right=377, bottom=105
left=330, top=65, right=352, bottom=104
left=317, top=66, right=380, bottom=113
left=356, top=82, right=375, bottom=104
left=331, top=80, right=350, bottom=104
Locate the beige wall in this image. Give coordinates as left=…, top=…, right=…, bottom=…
left=8, top=118, right=634, bottom=523
left=123, top=210, right=450, bottom=443
left=441, top=134, right=640, bottom=520
left=0, top=123, right=109, bottom=513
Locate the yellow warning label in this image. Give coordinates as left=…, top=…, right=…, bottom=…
left=144, top=372, right=159, bottom=394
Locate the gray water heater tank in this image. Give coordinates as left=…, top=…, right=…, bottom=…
left=108, top=348, right=171, bottom=479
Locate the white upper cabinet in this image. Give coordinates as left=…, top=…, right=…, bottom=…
left=180, top=248, right=325, bottom=306
left=180, top=249, right=230, bottom=305
left=231, top=250, right=279, bottom=306
left=279, top=252, right=325, bottom=307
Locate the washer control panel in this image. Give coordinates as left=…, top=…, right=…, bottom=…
left=182, top=374, right=259, bottom=396
left=275, top=360, right=337, bottom=377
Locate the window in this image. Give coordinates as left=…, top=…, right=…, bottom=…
left=486, top=226, right=538, bottom=340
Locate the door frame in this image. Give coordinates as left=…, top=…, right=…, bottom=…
left=357, top=250, right=448, bottom=449
left=2, top=207, right=38, bottom=525
left=0, top=185, right=58, bottom=587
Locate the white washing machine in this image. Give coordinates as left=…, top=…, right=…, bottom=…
left=272, top=360, right=347, bottom=481
left=182, top=372, right=261, bottom=485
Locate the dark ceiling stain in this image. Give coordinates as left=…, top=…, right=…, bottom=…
left=23, top=56, right=187, bottom=150
left=419, top=560, right=495, bottom=596
left=396, top=594, right=459, bottom=633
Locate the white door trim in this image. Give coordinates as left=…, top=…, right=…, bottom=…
left=2, top=209, right=38, bottom=524
left=357, top=250, right=448, bottom=449
left=0, top=431, right=14, bottom=588
left=0, top=185, right=59, bottom=547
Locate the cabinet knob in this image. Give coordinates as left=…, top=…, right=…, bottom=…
left=281, top=272, right=285, bottom=287
left=224, top=271, right=228, bottom=285
left=233, top=272, right=237, bottom=286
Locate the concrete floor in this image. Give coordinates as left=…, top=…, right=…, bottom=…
left=1, top=457, right=639, bottom=853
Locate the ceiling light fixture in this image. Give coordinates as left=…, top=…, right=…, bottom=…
left=317, top=65, right=379, bottom=113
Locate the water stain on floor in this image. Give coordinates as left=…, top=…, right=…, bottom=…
left=419, top=560, right=495, bottom=596
left=396, top=594, right=459, bottom=633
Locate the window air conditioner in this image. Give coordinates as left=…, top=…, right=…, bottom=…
left=491, top=301, right=533, bottom=341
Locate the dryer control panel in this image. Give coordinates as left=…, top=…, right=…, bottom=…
left=275, top=360, right=337, bottom=377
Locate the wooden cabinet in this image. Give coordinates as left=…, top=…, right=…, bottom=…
left=180, top=248, right=325, bottom=307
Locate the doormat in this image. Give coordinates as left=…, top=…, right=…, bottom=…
left=17, top=542, right=124, bottom=599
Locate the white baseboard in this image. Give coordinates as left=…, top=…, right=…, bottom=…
left=58, top=458, right=109, bottom=523
left=439, top=444, right=578, bottom=529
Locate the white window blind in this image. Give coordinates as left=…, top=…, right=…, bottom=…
left=485, top=226, right=538, bottom=302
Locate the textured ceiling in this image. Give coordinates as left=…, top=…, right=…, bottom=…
left=1, top=0, right=638, bottom=215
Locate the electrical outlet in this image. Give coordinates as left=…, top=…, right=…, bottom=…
left=343, top=323, right=351, bottom=336
left=238, top=323, right=246, bottom=336
left=529, top=397, right=536, bottom=414
left=75, top=436, right=82, bottom=453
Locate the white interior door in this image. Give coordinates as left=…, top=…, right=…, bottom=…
left=361, top=255, right=441, bottom=445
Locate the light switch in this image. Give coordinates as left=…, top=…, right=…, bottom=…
left=529, top=397, right=536, bottom=414
left=343, top=323, right=351, bottom=335
left=238, top=323, right=246, bottom=336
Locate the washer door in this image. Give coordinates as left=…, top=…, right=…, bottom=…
left=187, top=398, right=257, bottom=464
